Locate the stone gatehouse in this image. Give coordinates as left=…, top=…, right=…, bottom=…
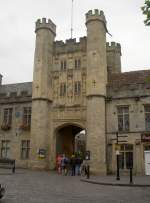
left=0, top=9, right=150, bottom=175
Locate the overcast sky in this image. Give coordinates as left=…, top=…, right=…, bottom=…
left=0, top=0, right=150, bottom=84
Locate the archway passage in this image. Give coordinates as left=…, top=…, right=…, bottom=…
left=56, top=125, right=86, bottom=158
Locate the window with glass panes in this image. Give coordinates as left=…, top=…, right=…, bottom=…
left=119, top=144, right=133, bottom=169
left=74, top=81, right=81, bottom=95
left=60, top=83, right=66, bottom=97
left=144, top=106, right=150, bottom=131
left=23, top=107, right=31, bottom=127
left=1, top=140, right=10, bottom=158
left=117, top=106, right=129, bottom=132
left=60, top=60, right=67, bottom=71
left=3, top=108, right=12, bottom=125
left=75, top=59, right=81, bottom=69
left=21, top=140, right=30, bottom=159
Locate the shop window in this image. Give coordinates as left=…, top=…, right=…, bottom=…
left=119, top=144, right=133, bottom=169
left=1, top=140, right=10, bottom=158
left=144, top=106, right=150, bottom=131
left=117, top=106, right=129, bottom=132
left=60, top=60, right=67, bottom=71
left=74, top=81, right=81, bottom=96
left=75, top=59, right=81, bottom=69
left=60, top=83, right=66, bottom=97
left=144, top=145, right=150, bottom=151
left=21, top=140, right=30, bottom=159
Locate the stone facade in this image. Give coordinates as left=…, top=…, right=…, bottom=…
left=0, top=9, right=150, bottom=175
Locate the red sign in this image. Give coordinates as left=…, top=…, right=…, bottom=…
left=141, top=134, right=150, bottom=142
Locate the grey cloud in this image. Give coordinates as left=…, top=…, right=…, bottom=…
left=0, top=0, right=150, bottom=84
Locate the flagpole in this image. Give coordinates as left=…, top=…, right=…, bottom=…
left=71, top=0, right=74, bottom=39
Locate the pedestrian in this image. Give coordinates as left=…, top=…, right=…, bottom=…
left=75, top=155, right=83, bottom=175
left=61, top=154, right=67, bottom=175
left=70, top=154, right=76, bottom=176
left=56, top=154, right=62, bottom=174
left=64, top=155, right=69, bottom=175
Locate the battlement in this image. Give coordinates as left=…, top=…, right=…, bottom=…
left=54, top=37, right=87, bottom=54
left=35, top=18, right=56, bottom=35
left=106, top=42, right=121, bottom=53
left=66, top=38, right=76, bottom=44
left=86, top=9, right=106, bottom=25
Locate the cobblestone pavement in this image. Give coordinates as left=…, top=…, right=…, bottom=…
left=0, top=169, right=150, bottom=203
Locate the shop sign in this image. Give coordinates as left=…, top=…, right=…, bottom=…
left=141, top=134, right=150, bottom=142
left=115, top=144, right=121, bottom=151
left=38, top=148, right=46, bottom=159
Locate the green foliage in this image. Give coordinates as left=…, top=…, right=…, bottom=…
left=141, top=0, right=150, bottom=25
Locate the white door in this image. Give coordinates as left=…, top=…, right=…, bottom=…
left=144, top=151, right=150, bottom=175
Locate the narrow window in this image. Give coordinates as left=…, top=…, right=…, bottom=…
left=1, top=140, right=10, bottom=158
left=21, top=91, right=28, bottom=96
left=74, top=81, right=81, bottom=96
left=23, top=107, right=31, bottom=128
left=117, top=106, right=129, bottom=132
left=60, top=83, right=66, bottom=97
left=60, top=60, right=67, bottom=71
left=75, top=59, right=81, bottom=69
left=10, top=92, right=17, bottom=97
left=144, top=106, right=150, bottom=131
left=21, top=140, right=30, bottom=159
left=3, top=108, right=13, bottom=126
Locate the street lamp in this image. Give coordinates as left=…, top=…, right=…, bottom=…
left=113, top=131, right=128, bottom=181
left=116, top=132, right=120, bottom=180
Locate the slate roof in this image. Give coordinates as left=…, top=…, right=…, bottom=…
left=108, top=70, right=150, bottom=87
left=0, top=82, right=32, bottom=95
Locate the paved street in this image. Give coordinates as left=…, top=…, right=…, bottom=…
left=0, top=169, right=150, bottom=203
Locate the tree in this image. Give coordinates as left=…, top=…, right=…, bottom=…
left=141, top=0, right=150, bottom=26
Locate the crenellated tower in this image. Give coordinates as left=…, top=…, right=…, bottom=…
left=30, top=18, right=56, bottom=169
left=86, top=9, right=107, bottom=174
left=32, top=18, right=56, bottom=99
left=106, top=42, right=122, bottom=74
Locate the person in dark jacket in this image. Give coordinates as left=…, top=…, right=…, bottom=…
left=70, top=154, right=76, bottom=176
left=0, top=184, right=5, bottom=199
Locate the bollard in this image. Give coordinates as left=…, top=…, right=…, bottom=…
left=86, top=165, right=90, bottom=179
left=129, top=167, right=133, bottom=184
left=12, top=160, right=15, bottom=173
left=116, top=154, right=120, bottom=180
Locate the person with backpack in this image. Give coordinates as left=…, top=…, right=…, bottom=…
left=64, top=156, right=69, bottom=175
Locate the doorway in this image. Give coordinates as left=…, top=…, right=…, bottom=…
left=145, top=151, right=150, bottom=175
left=56, top=124, right=86, bottom=158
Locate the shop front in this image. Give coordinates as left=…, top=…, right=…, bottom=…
left=142, top=133, right=150, bottom=175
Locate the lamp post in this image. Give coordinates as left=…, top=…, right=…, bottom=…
left=129, top=151, right=133, bottom=184
left=112, top=132, right=128, bottom=181
left=116, top=132, right=120, bottom=180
